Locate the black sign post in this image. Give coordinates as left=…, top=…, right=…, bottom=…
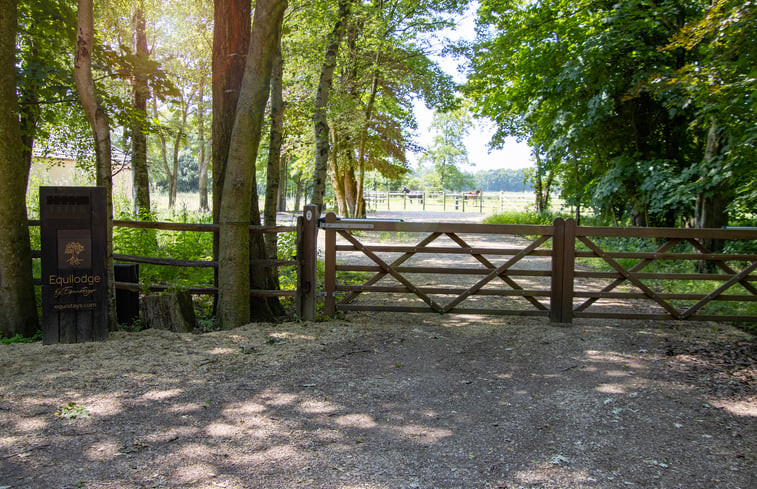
left=40, top=187, right=108, bottom=344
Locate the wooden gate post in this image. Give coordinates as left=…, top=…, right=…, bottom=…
left=297, top=204, right=318, bottom=320
left=550, top=218, right=576, bottom=323
left=323, top=212, right=338, bottom=317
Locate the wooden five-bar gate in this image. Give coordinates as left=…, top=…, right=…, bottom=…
left=302, top=207, right=757, bottom=323
left=30, top=204, right=757, bottom=326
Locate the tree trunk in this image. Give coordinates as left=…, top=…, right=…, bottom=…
left=198, top=80, right=210, bottom=211
left=355, top=49, right=381, bottom=219
left=170, top=95, right=190, bottom=208
left=277, top=156, right=288, bottom=212
left=695, top=119, right=732, bottom=271
left=131, top=0, right=151, bottom=219
left=74, top=0, right=117, bottom=331
left=153, top=96, right=174, bottom=206
left=264, top=27, right=284, bottom=252
left=311, top=0, right=351, bottom=212
left=212, top=0, right=251, bottom=223
left=293, top=172, right=303, bottom=212
left=0, top=0, right=38, bottom=337
left=328, top=134, right=348, bottom=216
left=212, top=0, right=251, bottom=314
left=217, top=0, right=287, bottom=329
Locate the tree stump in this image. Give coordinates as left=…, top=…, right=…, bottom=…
left=141, top=292, right=197, bottom=333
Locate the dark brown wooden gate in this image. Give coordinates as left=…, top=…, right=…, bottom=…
left=320, top=212, right=561, bottom=318
left=320, top=214, right=757, bottom=323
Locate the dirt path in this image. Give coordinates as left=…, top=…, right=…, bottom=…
left=1, top=314, right=755, bottom=489
left=2, top=211, right=755, bottom=489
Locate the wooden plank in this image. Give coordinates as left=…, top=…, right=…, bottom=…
left=60, top=312, right=77, bottom=343
left=114, top=219, right=296, bottom=234
left=324, top=213, right=337, bottom=316
left=575, top=250, right=757, bottom=261
left=574, top=271, right=757, bottom=281
left=576, top=226, right=757, bottom=240
left=682, top=261, right=757, bottom=319
left=337, top=284, right=550, bottom=297
left=335, top=244, right=553, bottom=256
left=335, top=265, right=552, bottom=276
left=550, top=218, right=565, bottom=322
left=298, top=206, right=318, bottom=320
left=560, top=218, right=576, bottom=323
left=578, top=236, right=682, bottom=319
left=575, top=238, right=681, bottom=313
left=442, top=234, right=551, bottom=312
left=574, top=291, right=757, bottom=301
left=444, top=232, right=549, bottom=312
left=340, top=232, right=442, bottom=304
left=338, top=229, right=443, bottom=312
left=76, top=310, right=94, bottom=343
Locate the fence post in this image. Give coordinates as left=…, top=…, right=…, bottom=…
left=550, top=218, right=575, bottom=323
left=550, top=218, right=565, bottom=323
left=561, top=218, right=576, bottom=323
left=323, top=212, right=337, bottom=317
left=297, top=204, right=318, bottom=321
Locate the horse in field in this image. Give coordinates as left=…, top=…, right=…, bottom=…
left=402, top=187, right=424, bottom=203
left=464, top=189, right=482, bottom=201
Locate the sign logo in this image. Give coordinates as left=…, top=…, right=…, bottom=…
left=64, top=240, right=86, bottom=266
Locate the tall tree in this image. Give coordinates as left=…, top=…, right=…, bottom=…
left=74, top=0, right=117, bottom=329
left=420, top=102, right=473, bottom=191
left=311, top=0, right=352, bottom=212
left=197, top=79, right=210, bottom=211
left=212, top=0, right=251, bottom=223
left=0, top=0, right=38, bottom=337
left=217, top=0, right=287, bottom=329
left=130, top=0, right=151, bottom=218
left=465, top=0, right=706, bottom=226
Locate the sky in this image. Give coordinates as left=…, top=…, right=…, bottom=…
left=409, top=4, right=533, bottom=172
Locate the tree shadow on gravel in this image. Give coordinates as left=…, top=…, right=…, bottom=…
left=0, top=316, right=754, bottom=489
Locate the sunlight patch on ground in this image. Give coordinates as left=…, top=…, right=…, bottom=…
left=173, top=462, right=218, bottom=483
left=334, top=413, right=378, bottom=429
left=388, top=424, right=454, bottom=444
left=709, top=400, right=757, bottom=417
left=13, top=416, right=47, bottom=433
left=222, top=400, right=267, bottom=416
left=85, top=395, right=124, bottom=416
left=140, top=388, right=184, bottom=401
left=298, top=399, right=340, bottom=415
left=165, top=401, right=206, bottom=414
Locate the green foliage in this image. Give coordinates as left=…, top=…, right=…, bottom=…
left=484, top=210, right=564, bottom=226
left=1, top=330, right=42, bottom=344
left=464, top=0, right=756, bottom=227
left=55, top=402, right=90, bottom=420
left=112, top=207, right=214, bottom=291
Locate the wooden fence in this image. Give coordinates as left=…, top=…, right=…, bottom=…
left=30, top=208, right=757, bottom=324
left=30, top=217, right=305, bottom=315
left=316, top=214, right=757, bottom=323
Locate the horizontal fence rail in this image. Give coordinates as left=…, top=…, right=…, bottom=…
left=569, top=221, right=757, bottom=322
left=29, top=209, right=757, bottom=324
left=319, top=215, right=757, bottom=323
left=319, top=212, right=557, bottom=317
left=29, top=218, right=300, bottom=300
